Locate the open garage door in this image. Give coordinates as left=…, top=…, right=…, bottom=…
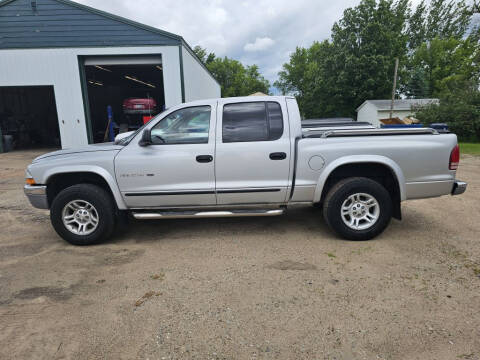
left=82, top=55, right=165, bottom=143
left=0, top=86, right=60, bottom=151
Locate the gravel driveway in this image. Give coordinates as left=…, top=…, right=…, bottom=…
left=1, top=150, right=479, bottom=360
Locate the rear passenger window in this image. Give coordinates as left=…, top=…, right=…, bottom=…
left=222, top=102, right=283, bottom=143
left=267, top=102, right=283, bottom=140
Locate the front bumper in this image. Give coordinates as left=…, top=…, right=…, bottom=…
left=451, top=180, right=467, bottom=196
left=24, top=185, right=49, bottom=209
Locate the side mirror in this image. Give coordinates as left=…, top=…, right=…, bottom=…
left=138, top=128, right=152, bottom=147
left=114, top=130, right=134, bottom=144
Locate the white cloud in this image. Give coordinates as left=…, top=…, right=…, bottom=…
left=75, top=0, right=363, bottom=83
left=244, top=37, right=276, bottom=52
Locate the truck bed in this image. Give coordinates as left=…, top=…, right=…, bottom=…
left=302, top=118, right=355, bottom=127
left=303, top=127, right=439, bottom=138
left=301, top=119, right=376, bottom=135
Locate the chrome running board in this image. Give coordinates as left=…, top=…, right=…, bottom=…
left=132, top=209, right=284, bottom=220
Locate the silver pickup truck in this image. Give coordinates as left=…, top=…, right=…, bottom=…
left=24, top=96, right=467, bottom=245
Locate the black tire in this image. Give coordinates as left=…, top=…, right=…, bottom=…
left=313, top=202, right=323, bottom=209
left=50, top=184, right=116, bottom=246
left=114, top=210, right=131, bottom=236
left=323, top=177, right=392, bottom=241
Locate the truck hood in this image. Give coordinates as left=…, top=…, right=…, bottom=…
left=33, top=143, right=124, bottom=162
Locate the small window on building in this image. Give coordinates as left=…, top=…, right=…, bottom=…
left=222, top=102, right=283, bottom=143
left=151, top=106, right=210, bottom=144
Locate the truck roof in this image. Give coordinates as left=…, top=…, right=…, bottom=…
left=218, top=95, right=294, bottom=102
left=181, top=95, right=294, bottom=106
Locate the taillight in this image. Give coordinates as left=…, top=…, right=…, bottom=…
left=449, top=144, right=460, bottom=170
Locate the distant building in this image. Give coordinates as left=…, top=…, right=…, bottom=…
left=0, top=0, right=220, bottom=150
left=356, top=99, right=439, bottom=127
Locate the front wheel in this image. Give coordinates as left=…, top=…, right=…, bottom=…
left=323, top=177, right=392, bottom=240
left=50, top=184, right=116, bottom=245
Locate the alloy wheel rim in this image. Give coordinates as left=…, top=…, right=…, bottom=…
left=340, top=193, right=380, bottom=230
left=62, top=200, right=99, bottom=235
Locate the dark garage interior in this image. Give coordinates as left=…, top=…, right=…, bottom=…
left=84, top=60, right=165, bottom=143
left=0, top=86, right=60, bottom=151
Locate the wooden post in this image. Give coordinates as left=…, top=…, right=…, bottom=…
left=390, top=57, right=399, bottom=119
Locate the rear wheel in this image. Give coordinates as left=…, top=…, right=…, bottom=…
left=323, top=177, right=392, bottom=240
left=50, top=184, right=116, bottom=245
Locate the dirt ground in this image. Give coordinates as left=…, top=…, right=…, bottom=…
left=0, top=150, right=479, bottom=360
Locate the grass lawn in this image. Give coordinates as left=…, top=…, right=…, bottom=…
left=459, top=142, right=480, bottom=156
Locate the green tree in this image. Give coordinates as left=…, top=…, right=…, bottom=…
left=403, top=0, right=479, bottom=97
left=276, top=0, right=410, bottom=117
left=404, top=67, right=431, bottom=98
left=406, top=37, right=480, bottom=98
left=409, top=34, right=480, bottom=140
left=275, top=41, right=337, bottom=117
left=407, top=0, right=474, bottom=50
left=193, top=46, right=215, bottom=65
left=414, top=86, right=480, bottom=141
left=207, top=57, right=270, bottom=97
left=276, top=0, right=480, bottom=118
left=329, top=0, right=410, bottom=116
left=193, top=46, right=270, bottom=96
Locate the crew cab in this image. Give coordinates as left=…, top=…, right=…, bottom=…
left=24, top=96, right=467, bottom=245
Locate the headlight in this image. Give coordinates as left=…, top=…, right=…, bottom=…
left=25, top=169, right=36, bottom=185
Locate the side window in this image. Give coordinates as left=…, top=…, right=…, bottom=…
left=223, top=102, right=268, bottom=142
left=267, top=102, right=283, bottom=141
left=151, top=106, right=211, bottom=144
left=222, top=102, right=284, bottom=143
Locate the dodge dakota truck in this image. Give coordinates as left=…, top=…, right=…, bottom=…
left=24, top=96, right=467, bottom=245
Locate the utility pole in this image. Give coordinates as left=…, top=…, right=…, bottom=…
left=390, top=57, right=399, bottom=119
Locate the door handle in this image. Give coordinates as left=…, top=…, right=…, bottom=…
left=196, top=155, right=213, bottom=163
left=269, top=152, right=287, bottom=160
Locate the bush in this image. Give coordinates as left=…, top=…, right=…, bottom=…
left=414, top=89, right=480, bottom=141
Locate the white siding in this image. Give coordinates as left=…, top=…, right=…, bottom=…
left=0, top=46, right=182, bottom=148
left=182, top=46, right=220, bottom=101
left=356, top=102, right=379, bottom=125
left=357, top=104, right=415, bottom=127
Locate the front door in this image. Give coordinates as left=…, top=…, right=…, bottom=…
left=215, top=100, right=292, bottom=205
left=115, top=103, right=217, bottom=208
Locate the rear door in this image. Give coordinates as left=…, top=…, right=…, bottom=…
left=215, top=99, right=291, bottom=205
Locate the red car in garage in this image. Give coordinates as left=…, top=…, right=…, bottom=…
left=122, top=97, right=157, bottom=115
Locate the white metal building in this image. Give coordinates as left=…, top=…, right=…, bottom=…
left=0, top=0, right=220, bottom=149
left=356, top=99, right=439, bottom=127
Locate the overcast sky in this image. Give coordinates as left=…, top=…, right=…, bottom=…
left=76, top=0, right=426, bottom=86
